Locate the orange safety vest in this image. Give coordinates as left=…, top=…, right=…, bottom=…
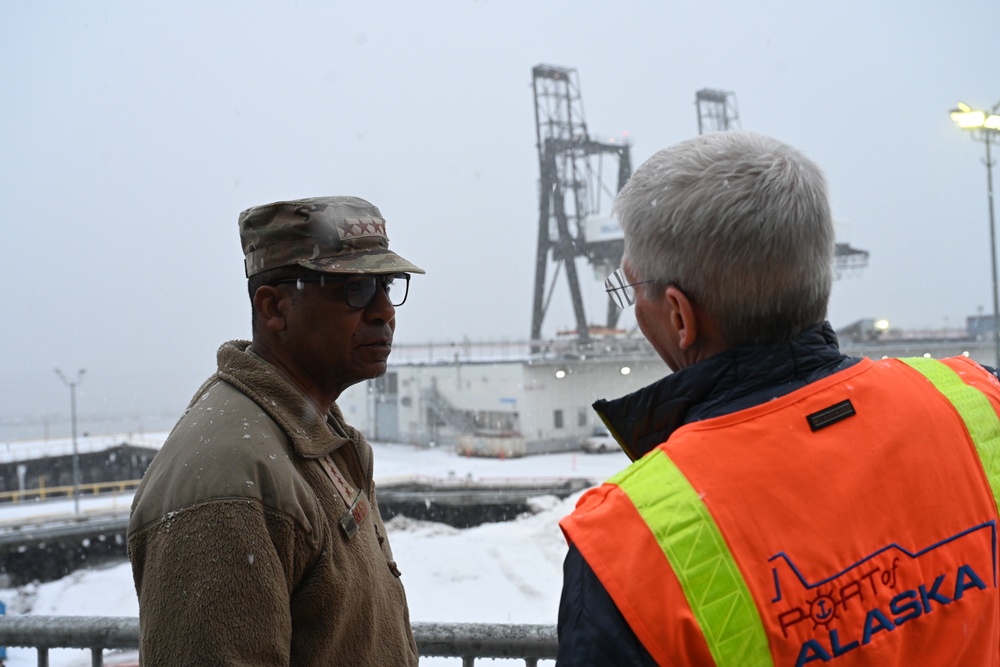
left=561, top=356, right=1000, bottom=667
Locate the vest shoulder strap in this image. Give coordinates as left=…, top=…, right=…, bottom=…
left=899, top=356, right=1000, bottom=511
left=610, top=450, right=774, bottom=666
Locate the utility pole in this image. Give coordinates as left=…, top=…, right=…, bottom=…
left=54, top=368, right=85, bottom=515
left=951, top=100, right=1000, bottom=369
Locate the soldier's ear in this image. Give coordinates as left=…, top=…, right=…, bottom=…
left=253, top=285, right=290, bottom=333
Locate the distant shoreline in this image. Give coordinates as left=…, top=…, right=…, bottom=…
left=0, top=415, right=178, bottom=446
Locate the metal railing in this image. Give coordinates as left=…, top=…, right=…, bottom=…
left=0, top=480, right=139, bottom=504
left=387, top=335, right=655, bottom=364
left=0, top=616, right=558, bottom=666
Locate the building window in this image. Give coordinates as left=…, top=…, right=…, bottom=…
left=554, top=409, right=564, bottom=429
left=578, top=408, right=588, bottom=427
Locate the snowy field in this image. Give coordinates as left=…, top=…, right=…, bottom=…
left=0, top=433, right=630, bottom=666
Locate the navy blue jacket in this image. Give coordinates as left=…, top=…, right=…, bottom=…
left=556, top=322, right=856, bottom=666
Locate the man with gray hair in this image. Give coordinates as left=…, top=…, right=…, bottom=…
left=129, top=196, right=423, bottom=666
left=558, top=132, right=1000, bottom=665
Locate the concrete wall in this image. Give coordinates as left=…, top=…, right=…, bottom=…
left=0, top=444, right=157, bottom=495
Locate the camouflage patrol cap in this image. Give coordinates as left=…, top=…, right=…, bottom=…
left=239, top=195, right=425, bottom=277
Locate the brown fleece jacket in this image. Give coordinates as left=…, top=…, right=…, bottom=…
left=128, top=340, right=418, bottom=666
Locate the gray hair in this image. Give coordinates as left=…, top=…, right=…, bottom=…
left=614, top=131, right=835, bottom=347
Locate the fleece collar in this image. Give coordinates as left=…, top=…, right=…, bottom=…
left=210, top=340, right=354, bottom=460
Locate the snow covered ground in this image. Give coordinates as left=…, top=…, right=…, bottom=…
left=0, top=434, right=631, bottom=666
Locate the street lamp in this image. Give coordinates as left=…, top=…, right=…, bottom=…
left=54, top=368, right=85, bottom=515
left=951, top=100, right=1000, bottom=369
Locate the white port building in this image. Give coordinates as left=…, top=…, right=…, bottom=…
left=338, top=317, right=999, bottom=458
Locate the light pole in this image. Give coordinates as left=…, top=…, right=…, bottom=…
left=951, top=101, right=1000, bottom=369
left=54, top=368, right=85, bottom=515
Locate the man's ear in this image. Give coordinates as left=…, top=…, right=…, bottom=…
left=253, top=285, right=290, bottom=333
left=664, top=285, right=698, bottom=350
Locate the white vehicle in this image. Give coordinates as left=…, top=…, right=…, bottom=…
left=581, top=426, right=618, bottom=454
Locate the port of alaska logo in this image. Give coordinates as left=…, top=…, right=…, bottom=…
left=765, top=520, right=996, bottom=666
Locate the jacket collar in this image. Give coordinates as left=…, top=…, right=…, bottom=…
left=594, top=322, right=853, bottom=461
left=213, top=340, right=353, bottom=459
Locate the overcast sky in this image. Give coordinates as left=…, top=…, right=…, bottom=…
left=2, top=0, right=998, bottom=437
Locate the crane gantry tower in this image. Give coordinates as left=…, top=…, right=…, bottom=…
left=530, top=64, right=632, bottom=343
left=694, top=87, right=869, bottom=278
left=695, top=88, right=741, bottom=134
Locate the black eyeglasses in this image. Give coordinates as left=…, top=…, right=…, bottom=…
left=272, top=273, right=410, bottom=308
left=604, top=268, right=651, bottom=309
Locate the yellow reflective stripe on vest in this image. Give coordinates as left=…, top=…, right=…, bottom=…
left=610, top=449, right=773, bottom=667
left=899, top=357, right=1000, bottom=506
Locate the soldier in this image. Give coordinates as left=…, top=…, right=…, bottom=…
left=128, top=196, right=423, bottom=666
